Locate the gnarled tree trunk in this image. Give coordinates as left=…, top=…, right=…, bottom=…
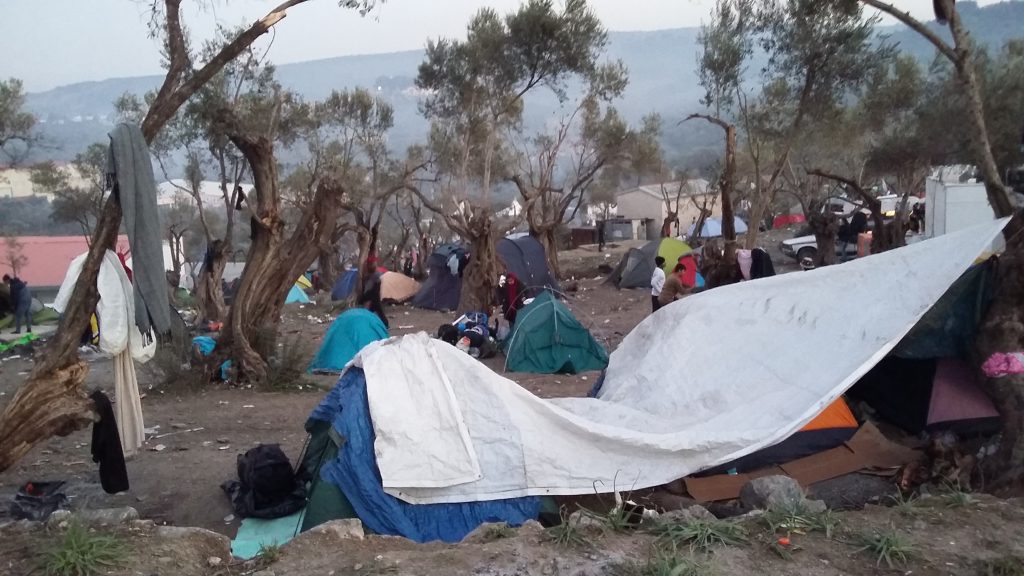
left=459, top=208, right=502, bottom=312
left=196, top=239, right=229, bottom=323
left=219, top=135, right=342, bottom=383
left=807, top=199, right=839, bottom=267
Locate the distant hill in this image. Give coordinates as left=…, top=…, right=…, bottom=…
left=24, top=1, right=1024, bottom=169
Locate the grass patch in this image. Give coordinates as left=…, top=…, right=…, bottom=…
left=609, top=547, right=713, bottom=576
left=981, top=556, right=1024, bottom=576
left=940, top=481, right=975, bottom=508
left=42, top=522, right=126, bottom=576
left=650, top=518, right=748, bottom=553
left=761, top=502, right=840, bottom=539
left=886, top=490, right=920, bottom=516
left=257, top=543, right=283, bottom=564
left=481, top=523, right=515, bottom=541
left=263, top=332, right=312, bottom=391
left=545, top=507, right=589, bottom=548
left=854, top=525, right=916, bottom=568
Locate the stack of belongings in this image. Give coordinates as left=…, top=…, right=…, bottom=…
left=436, top=312, right=497, bottom=359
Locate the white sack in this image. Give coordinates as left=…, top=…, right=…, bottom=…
left=358, top=219, right=1007, bottom=504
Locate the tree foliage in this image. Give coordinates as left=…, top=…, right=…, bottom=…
left=0, top=78, right=38, bottom=165
left=29, top=144, right=108, bottom=239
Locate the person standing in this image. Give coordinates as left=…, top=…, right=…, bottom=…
left=3, top=274, right=32, bottom=334
left=650, top=256, right=666, bottom=313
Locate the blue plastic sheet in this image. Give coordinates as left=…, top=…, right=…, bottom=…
left=307, top=368, right=541, bottom=543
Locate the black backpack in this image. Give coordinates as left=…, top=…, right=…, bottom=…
left=222, top=444, right=307, bottom=519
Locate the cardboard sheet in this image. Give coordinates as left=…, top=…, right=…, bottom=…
left=683, top=423, right=920, bottom=502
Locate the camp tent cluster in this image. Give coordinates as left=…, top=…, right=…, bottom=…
left=289, top=220, right=1007, bottom=544
left=412, top=236, right=559, bottom=311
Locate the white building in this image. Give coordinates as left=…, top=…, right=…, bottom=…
left=614, top=179, right=719, bottom=239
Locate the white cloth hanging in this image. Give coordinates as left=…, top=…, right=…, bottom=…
left=53, top=249, right=152, bottom=455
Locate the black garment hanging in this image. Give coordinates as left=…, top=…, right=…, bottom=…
left=90, top=390, right=129, bottom=494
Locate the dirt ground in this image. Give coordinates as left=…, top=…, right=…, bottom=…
left=11, top=232, right=1002, bottom=576
left=0, top=240, right=659, bottom=535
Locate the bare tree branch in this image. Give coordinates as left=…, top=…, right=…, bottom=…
left=858, top=0, right=957, bottom=62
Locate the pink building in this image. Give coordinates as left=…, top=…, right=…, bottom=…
left=2, top=235, right=131, bottom=288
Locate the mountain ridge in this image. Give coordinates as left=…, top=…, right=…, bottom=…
left=22, top=1, right=1024, bottom=165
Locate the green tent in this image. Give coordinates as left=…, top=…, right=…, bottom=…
left=504, top=291, right=609, bottom=374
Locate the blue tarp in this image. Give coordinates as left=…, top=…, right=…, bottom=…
left=331, top=270, right=359, bottom=301
left=307, top=368, right=542, bottom=543
left=286, top=285, right=311, bottom=304
left=308, top=309, right=389, bottom=374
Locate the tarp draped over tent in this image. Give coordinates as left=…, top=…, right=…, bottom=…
left=308, top=308, right=390, bottom=374
left=379, top=272, right=420, bottom=303
left=687, top=217, right=748, bottom=238
left=504, top=291, right=609, bottom=374
left=412, top=244, right=465, bottom=311
left=348, top=219, right=1006, bottom=504
left=496, top=236, right=559, bottom=297
left=301, top=367, right=542, bottom=542
left=607, top=237, right=691, bottom=289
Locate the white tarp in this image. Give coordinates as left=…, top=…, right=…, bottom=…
left=356, top=219, right=1008, bottom=504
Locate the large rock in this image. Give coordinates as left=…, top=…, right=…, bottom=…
left=50, top=507, right=139, bottom=527
left=653, top=505, right=715, bottom=525
left=807, top=473, right=898, bottom=510
left=307, top=518, right=365, bottom=541
left=740, top=476, right=804, bottom=510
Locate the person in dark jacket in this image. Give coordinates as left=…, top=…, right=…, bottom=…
left=3, top=274, right=32, bottom=334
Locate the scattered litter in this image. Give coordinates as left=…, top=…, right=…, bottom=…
left=398, top=325, right=415, bottom=329
left=217, top=438, right=230, bottom=444
left=224, top=514, right=235, bottom=522
left=151, top=444, right=166, bottom=452
left=63, top=461, right=86, bottom=467
left=603, top=319, right=610, bottom=324
left=219, top=445, right=230, bottom=451
left=218, top=401, right=229, bottom=405
left=153, top=427, right=204, bottom=439
left=17, top=371, right=28, bottom=376
left=143, top=426, right=160, bottom=435
left=581, top=376, right=588, bottom=381
left=243, top=405, right=255, bottom=409
left=202, top=441, right=213, bottom=447
left=404, top=311, right=410, bottom=315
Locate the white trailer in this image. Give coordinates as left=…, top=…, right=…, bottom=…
left=924, top=177, right=996, bottom=239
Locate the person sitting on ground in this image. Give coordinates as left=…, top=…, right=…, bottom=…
left=657, top=263, right=692, bottom=308
left=3, top=274, right=32, bottom=334
left=650, top=256, right=666, bottom=313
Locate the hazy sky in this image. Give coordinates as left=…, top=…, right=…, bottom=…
left=2, top=0, right=995, bottom=92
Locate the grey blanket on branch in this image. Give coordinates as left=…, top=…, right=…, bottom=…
left=107, top=123, right=170, bottom=336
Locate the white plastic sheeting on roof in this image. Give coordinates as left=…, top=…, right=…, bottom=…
left=352, top=219, right=1007, bottom=504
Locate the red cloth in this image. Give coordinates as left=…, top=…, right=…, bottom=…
left=116, top=251, right=133, bottom=282
left=502, top=273, right=522, bottom=324
left=773, top=214, right=806, bottom=229
left=677, top=255, right=697, bottom=288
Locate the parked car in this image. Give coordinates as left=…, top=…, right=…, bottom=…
left=779, top=235, right=858, bottom=262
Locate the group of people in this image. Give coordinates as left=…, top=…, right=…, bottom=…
left=2, top=274, right=33, bottom=334
left=649, top=256, right=693, bottom=313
